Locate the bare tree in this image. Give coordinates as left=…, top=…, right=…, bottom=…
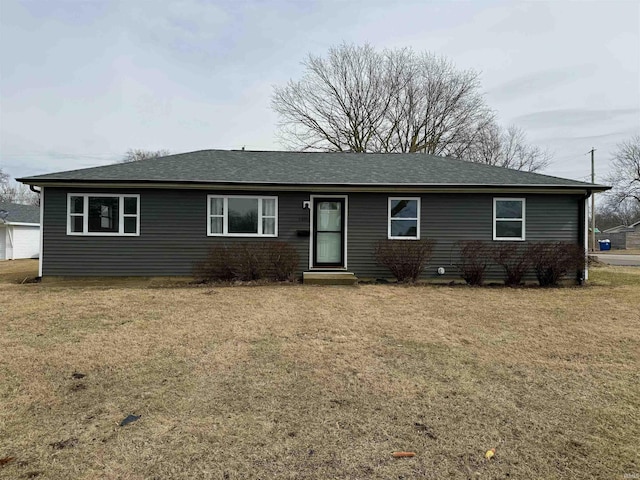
left=595, top=197, right=640, bottom=230
left=0, top=168, right=40, bottom=206
left=607, top=135, right=640, bottom=205
left=459, top=124, right=551, bottom=172
left=273, top=44, right=493, bottom=156
left=273, top=44, right=390, bottom=152
left=121, top=149, right=171, bottom=163
left=609, top=198, right=639, bottom=226
left=0, top=167, right=9, bottom=185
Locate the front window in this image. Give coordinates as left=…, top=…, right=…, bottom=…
left=67, top=194, right=139, bottom=236
left=388, top=197, right=420, bottom=240
left=494, top=198, right=525, bottom=241
left=208, top=195, right=277, bottom=237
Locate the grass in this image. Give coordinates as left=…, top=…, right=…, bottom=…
left=0, top=260, right=639, bottom=479
left=595, top=249, right=640, bottom=255
left=0, top=259, right=40, bottom=284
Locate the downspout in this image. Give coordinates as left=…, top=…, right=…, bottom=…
left=38, top=187, right=44, bottom=277
left=579, top=191, right=591, bottom=284
left=29, top=185, right=41, bottom=194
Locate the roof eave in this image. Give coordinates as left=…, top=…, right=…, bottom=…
left=17, top=179, right=611, bottom=195
left=1, top=221, right=40, bottom=227
left=17, top=178, right=611, bottom=193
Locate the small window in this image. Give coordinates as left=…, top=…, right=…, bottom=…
left=388, top=197, right=420, bottom=240
left=207, top=195, right=278, bottom=237
left=67, top=194, right=139, bottom=236
left=493, top=198, right=525, bottom=241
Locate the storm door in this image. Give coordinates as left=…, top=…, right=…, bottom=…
left=313, top=198, right=345, bottom=268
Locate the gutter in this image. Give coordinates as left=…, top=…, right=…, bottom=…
left=14, top=180, right=612, bottom=194
left=1, top=221, right=40, bottom=227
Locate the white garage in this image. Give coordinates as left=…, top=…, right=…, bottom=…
left=0, top=201, right=40, bottom=260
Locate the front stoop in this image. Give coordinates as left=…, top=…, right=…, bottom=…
left=303, top=272, right=358, bottom=285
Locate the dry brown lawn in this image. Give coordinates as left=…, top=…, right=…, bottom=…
left=0, top=260, right=639, bottom=479
left=597, top=249, right=640, bottom=255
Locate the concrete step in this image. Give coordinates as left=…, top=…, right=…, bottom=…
left=303, top=272, right=358, bottom=285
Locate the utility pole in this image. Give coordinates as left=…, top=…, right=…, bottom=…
left=590, top=148, right=596, bottom=252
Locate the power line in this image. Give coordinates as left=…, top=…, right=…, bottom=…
left=0, top=152, right=121, bottom=158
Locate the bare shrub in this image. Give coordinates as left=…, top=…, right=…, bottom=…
left=233, top=244, right=270, bottom=281
left=526, top=242, right=586, bottom=287
left=193, top=245, right=236, bottom=282
left=374, top=239, right=435, bottom=283
left=194, top=243, right=299, bottom=283
left=491, top=243, right=530, bottom=286
left=457, top=240, right=490, bottom=285
left=268, top=242, right=299, bottom=281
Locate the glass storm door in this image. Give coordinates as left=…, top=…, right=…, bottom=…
left=313, top=198, right=345, bottom=268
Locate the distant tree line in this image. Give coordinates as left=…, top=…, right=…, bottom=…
left=120, top=149, right=171, bottom=163
left=0, top=167, right=39, bottom=206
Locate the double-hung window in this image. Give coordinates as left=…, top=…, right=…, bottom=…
left=208, top=195, right=278, bottom=237
left=493, top=198, right=525, bottom=241
left=388, top=197, right=420, bottom=239
left=67, top=194, right=140, bottom=236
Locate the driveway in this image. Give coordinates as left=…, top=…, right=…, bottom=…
left=591, top=253, right=640, bottom=266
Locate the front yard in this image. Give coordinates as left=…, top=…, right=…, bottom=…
left=0, top=260, right=638, bottom=479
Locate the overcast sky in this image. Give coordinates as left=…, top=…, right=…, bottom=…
left=1, top=0, right=638, bottom=183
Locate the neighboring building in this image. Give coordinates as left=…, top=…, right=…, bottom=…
left=597, top=221, right=640, bottom=250
left=0, top=201, right=41, bottom=260
left=17, top=150, right=610, bottom=280
left=603, top=221, right=640, bottom=234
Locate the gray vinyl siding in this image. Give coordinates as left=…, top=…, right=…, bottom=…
left=42, top=188, right=310, bottom=276
left=42, top=187, right=582, bottom=280
left=347, top=193, right=581, bottom=280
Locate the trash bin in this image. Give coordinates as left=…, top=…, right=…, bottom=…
left=598, top=239, right=611, bottom=251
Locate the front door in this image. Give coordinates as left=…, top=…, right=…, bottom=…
left=313, top=198, right=345, bottom=268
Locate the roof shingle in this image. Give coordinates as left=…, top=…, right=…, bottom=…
left=18, top=150, right=609, bottom=190
left=0, top=201, right=40, bottom=224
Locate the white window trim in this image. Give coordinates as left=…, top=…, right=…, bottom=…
left=66, top=193, right=140, bottom=236
left=493, top=197, right=526, bottom=241
left=388, top=197, right=421, bottom=240
left=207, top=195, right=278, bottom=237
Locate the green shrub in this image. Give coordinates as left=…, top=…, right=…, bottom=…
left=374, top=239, right=435, bottom=283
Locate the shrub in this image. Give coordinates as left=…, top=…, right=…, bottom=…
left=268, top=242, right=299, bottom=281
left=193, top=245, right=236, bottom=282
left=491, top=243, right=530, bottom=286
left=457, top=240, right=490, bottom=285
left=526, top=242, right=586, bottom=287
left=233, top=244, right=270, bottom=281
left=374, top=239, right=435, bottom=283
left=193, top=242, right=299, bottom=283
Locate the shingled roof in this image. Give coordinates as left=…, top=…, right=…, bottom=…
left=18, top=150, right=609, bottom=190
left=0, top=201, right=40, bottom=224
